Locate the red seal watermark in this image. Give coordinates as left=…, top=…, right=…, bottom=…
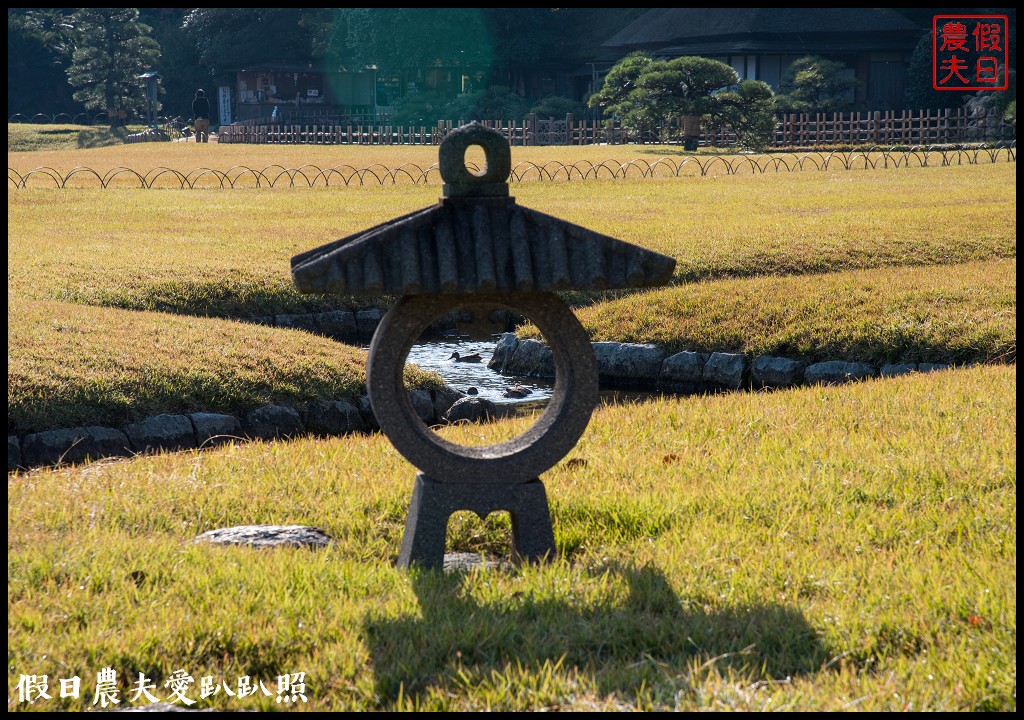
left=933, top=14, right=1009, bottom=91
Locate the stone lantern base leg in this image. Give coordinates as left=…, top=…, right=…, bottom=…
left=397, top=473, right=557, bottom=570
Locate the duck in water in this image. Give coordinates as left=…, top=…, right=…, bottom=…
left=449, top=351, right=483, bottom=363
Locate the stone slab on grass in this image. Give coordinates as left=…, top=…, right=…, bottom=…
left=194, top=525, right=333, bottom=549
left=592, top=342, right=666, bottom=385
left=660, top=351, right=710, bottom=389
left=703, top=352, right=746, bottom=390
left=316, top=309, right=357, bottom=338
left=355, top=308, right=384, bottom=336
left=275, top=313, right=318, bottom=333
left=305, top=399, right=365, bottom=436
left=506, top=338, right=554, bottom=378
left=8, top=436, right=21, bottom=471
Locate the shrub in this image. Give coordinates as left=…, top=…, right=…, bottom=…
left=774, top=55, right=858, bottom=113
left=529, top=95, right=587, bottom=119
left=714, top=79, right=777, bottom=150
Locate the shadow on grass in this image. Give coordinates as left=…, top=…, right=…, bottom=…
left=364, top=560, right=826, bottom=705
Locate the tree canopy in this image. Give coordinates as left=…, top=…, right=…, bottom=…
left=773, top=55, right=857, bottom=113
left=714, top=79, right=777, bottom=150
left=588, top=54, right=776, bottom=149
left=181, top=8, right=321, bottom=75
left=8, top=8, right=81, bottom=116
left=587, top=52, right=656, bottom=129
left=65, top=8, right=161, bottom=126
left=904, top=32, right=968, bottom=111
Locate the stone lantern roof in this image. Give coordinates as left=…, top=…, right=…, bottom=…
left=291, top=123, right=676, bottom=296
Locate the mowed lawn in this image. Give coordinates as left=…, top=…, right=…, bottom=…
left=7, top=364, right=1016, bottom=711
left=9, top=164, right=1015, bottom=318
left=7, top=153, right=1016, bottom=435
left=7, top=135, right=1016, bottom=711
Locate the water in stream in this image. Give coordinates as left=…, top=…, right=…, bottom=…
left=406, top=339, right=554, bottom=412
left=404, top=338, right=668, bottom=418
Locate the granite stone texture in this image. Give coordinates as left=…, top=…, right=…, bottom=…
left=304, top=399, right=365, bottom=436
left=243, top=404, right=304, bottom=440
left=190, top=412, right=243, bottom=446
left=659, top=351, right=710, bottom=388
left=444, top=397, right=497, bottom=424
left=397, top=474, right=556, bottom=570
left=592, top=342, right=666, bottom=385
left=506, top=338, right=555, bottom=378
left=8, top=436, right=21, bottom=471
left=316, top=309, right=357, bottom=338
left=367, top=292, right=598, bottom=485
left=124, top=414, right=195, bottom=453
left=805, top=360, right=876, bottom=385
left=22, top=426, right=132, bottom=467
left=194, top=525, right=333, bottom=549
left=752, top=355, right=807, bottom=388
left=880, top=363, right=918, bottom=377
left=274, top=313, right=318, bottom=333
left=703, top=352, right=746, bottom=389
left=487, top=332, right=521, bottom=373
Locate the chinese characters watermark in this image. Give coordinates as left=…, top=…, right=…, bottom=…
left=933, top=15, right=1009, bottom=91
left=14, top=668, right=308, bottom=707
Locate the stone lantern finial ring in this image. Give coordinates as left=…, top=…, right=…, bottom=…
left=439, top=123, right=512, bottom=197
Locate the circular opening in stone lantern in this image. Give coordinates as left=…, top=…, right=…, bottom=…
left=369, top=293, right=599, bottom=486
left=403, top=300, right=553, bottom=448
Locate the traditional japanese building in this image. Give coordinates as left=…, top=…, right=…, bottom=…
left=600, top=8, right=925, bottom=109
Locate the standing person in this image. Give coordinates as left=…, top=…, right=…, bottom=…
left=192, top=89, right=211, bottom=143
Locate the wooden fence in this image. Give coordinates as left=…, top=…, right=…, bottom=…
left=217, top=108, right=1013, bottom=147
left=762, top=108, right=1009, bottom=146
left=216, top=124, right=445, bottom=145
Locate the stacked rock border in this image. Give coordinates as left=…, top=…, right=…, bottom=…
left=8, top=387, right=461, bottom=473
left=9, top=331, right=971, bottom=473
left=489, top=333, right=957, bottom=393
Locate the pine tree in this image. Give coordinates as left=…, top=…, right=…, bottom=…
left=66, top=8, right=160, bottom=128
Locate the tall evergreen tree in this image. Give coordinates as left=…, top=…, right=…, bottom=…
left=65, top=8, right=160, bottom=127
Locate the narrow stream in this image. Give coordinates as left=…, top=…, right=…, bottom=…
left=404, top=339, right=668, bottom=418
left=406, top=339, right=554, bottom=413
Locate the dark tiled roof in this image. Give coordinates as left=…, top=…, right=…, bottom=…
left=603, top=8, right=922, bottom=48
left=291, top=198, right=676, bottom=296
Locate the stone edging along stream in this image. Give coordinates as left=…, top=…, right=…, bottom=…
left=488, top=334, right=955, bottom=392
left=7, top=387, right=460, bottom=473
left=8, top=331, right=961, bottom=473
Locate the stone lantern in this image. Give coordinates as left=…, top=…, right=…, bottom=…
left=137, top=71, right=161, bottom=128
left=291, top=123, right=675, bottom=569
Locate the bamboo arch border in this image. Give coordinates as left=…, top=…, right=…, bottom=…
left=8, top=144, right=1015, bottom=189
